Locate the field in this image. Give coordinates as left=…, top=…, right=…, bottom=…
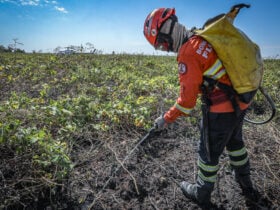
left=0, top=53, right=279, bottom=209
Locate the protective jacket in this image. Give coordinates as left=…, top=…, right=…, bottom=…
left=164, top=35, right=249, bottom=123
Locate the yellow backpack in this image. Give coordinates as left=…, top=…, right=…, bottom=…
left=195, top=4, right=263, bottom=102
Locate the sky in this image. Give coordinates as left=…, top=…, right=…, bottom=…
left=0, top=0, right=280, bottom=58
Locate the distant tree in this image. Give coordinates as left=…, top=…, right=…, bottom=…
left=54, top=46, right=62, bottom=54
left=85, top=42, right=96, bottom=53
left=0, top=45, right=13, bottom=52
left=10, top=38, right=24, bottom=53
left=0, top=45, right=8, bottom=52
left=67, top=45, right=77, bottom=52
left=14, top=48, right=25, bottom=53
left=8, top=44, right=14, bottom=51
left=32, top=50, right=42, bottom=54
left=0, top=45, right=5, bottom=52
left=71, top=45, right=84, bottom=53
left=53, top=43, right=102, bottom=54
left=79, top=44, right=85, bottom=53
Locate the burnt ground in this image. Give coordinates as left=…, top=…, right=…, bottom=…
left=65, top=120, right=280, bottom=210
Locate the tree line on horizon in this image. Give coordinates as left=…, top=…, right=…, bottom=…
left=0, top=44, right=25, bottom=53
left=0, top=40, right=102, bottom=54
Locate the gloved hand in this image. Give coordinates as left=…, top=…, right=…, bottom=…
left=154, top=114, right=167, bottom=130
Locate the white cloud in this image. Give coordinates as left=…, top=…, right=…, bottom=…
left=54, top=6, right=68, bottom=14
left=0, top=0, right=16, bottom=3
left=1, top=0, right=68, bottom=14
left=44, top=0, right=57, bottom=4
left=0, top=0, right=41, bottom=6
left=19, top=0, right=40, bottom=6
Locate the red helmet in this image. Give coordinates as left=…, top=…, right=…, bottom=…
left=143, top=8, right=176, bottom=51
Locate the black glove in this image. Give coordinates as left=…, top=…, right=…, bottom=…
left=154, top=114, right=167, bottom=130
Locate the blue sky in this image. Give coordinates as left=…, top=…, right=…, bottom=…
left=0, top=0, right=279, bottom=58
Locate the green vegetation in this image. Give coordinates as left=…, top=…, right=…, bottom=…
left=0, top=53, right=279, bottom=208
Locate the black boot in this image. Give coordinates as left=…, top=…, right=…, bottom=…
left=235, top=173, right=253, bottom=192
left=234, top=173, right=260, bottom=201
left=180, top=181, right=211, bottom=205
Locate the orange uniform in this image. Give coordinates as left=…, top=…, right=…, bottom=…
left=164, top=36, right=249, bottom=123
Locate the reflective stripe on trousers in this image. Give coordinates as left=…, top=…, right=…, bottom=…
left=227, top=147, right=249, bottom=167
left=195, top=111, right=250, bottom=199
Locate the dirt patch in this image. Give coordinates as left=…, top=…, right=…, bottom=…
left=65, top=122, right=280, bottom=210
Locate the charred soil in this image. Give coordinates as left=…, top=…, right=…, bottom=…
left=65, top=121, right=280, bottom=210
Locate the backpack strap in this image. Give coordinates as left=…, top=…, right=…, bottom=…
left=202, top=77, right=241, bottom=116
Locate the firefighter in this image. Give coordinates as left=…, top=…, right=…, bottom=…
left=143, top=8, right=257, bottom=205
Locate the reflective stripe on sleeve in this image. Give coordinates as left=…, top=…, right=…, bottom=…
left=174, top=102, right=192, bottom=115
left=212, top=68, right=226, bottom=79
left=203, top=59, right=226, bottom=79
